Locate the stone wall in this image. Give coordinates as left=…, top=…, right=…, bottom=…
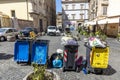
left=18, top=19, right=34, bottom=30
left=0, top=17, right=12, bottom=27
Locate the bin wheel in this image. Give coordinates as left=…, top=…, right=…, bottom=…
left=76, top=66, right=80, bottom=72
left=17, top=62, right=20, bottom=64
left=62, top=67, right=65, bottom=72
left=94, top=69, right=103, bottom=74
left=86, top=67, right=90, bottom=74
left=27, top=61, right=31, bottom=65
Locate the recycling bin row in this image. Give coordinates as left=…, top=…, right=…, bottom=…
left=14, top=39, right=49, bottom=65
left=84, top=42, right=109, bottom=74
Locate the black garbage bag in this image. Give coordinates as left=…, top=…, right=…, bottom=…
left=50, top=53, right=63, bottom=68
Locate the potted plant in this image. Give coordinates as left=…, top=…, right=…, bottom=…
left=23, top=63, right=57, bottom=80
left=82, top=30, right=89, bottom=42
left=89, top=32, right=94, bottom=37
left=95, top=30, right=101, bottom=38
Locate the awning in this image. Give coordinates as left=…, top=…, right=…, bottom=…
left=107, top=17, right=119, bottom=23
left=98, top=19, right=108, bottom=24
left=84, top=21, right=96, bottom=26
left=84, top=17, right=120, bottom=26
left=98, top=17, right=120, bottom=24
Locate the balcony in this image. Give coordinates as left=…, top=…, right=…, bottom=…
left=29, top=10, right=39, bottom=15
left=29, top=9, right=46, bottom=17
left=102, top=0, right=108, bottom=5
left=103, top=0, right=108, bottom=1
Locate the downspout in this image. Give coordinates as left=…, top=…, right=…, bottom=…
left=26, top=0, right=29, bottom=20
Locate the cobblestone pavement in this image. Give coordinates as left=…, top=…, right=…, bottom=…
left=52, top=37, right=120, bottom=80
left=0, top=42, right=33, bottom=80
left=0, top=35, right=120, bottom=80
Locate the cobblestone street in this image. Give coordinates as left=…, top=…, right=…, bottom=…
left=0, top=0, right=120, bottom=80
left=0, top=35, right=120, bottom=80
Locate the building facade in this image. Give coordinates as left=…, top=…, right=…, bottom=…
left=88, top=0, right=120, bottom=37
left=0, top=0, right=56, bottom=32
left=0, top=12, right=12, bottom=27
left=62, top=0, right=89, bottom=29
left=56, top=12, right=62, bottom=28
left=45, top=0, right=56, bottom=29
left=89, top=0, right=108, bottom=21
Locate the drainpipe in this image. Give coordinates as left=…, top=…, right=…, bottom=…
left=26, top=0, right=29, bottom=20
left=0, top=17, right=1, bottom=27
left=118, top=17, right=120, bottom=34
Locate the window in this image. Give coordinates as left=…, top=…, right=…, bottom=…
left=80, top=14, right=84, bottom=19
left=72, top=4, right=75, bottom=10
left=63, top=14, right=66, bottom=19
left=46, top=5, right=48, bottom=13
left=32, top=1, right=37, bottom=12
left=65, top=5, right=68, bottom=10
left=39, top=1, right=42, bottom=6
left=11, top=10, right=15, bottom=17
left=66, top=14, right=69, bottom=19
left=13, top=29, right=18, bottom=32
left=71, top=14, right=75, bottom=19
left=80, top=4, right=84, bottom=9
left=102, top=6, right=107, bottom=15
left=6, top=29, right=13, bottom=33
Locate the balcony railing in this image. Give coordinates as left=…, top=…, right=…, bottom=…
left=103, top=0, right=108, bottom=1
left=102, top=0, right=108, bottom=5
left=62, top=0, right=89, bottom=3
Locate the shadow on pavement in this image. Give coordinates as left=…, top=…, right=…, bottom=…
left=18, top=63, right=31, bottom=66
left=0, top=53, right=13, bottom=60
left=102, top=65, right=116, bottom=75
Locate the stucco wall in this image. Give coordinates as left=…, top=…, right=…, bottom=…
left=0, top=1, right=33, bottom=20
left=107, top=0, right=120, bottom=17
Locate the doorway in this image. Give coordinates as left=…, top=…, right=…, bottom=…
left=39, top=19, right=43, bottom=32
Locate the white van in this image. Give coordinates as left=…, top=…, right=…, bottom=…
left=47, top=26, right=57, bottom=36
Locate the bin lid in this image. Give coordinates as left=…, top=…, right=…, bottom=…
left=64, top=39, right=78, bottom=46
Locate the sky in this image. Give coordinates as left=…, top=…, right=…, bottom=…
left=56, top=0, right=62, bottom=14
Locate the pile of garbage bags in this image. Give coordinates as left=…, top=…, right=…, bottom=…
left=61, top=36, right=78, bottom=46
left=50, top=49, right=63, bottom=68
left=88, top=37, right=107, bottom=48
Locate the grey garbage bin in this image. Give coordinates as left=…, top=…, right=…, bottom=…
left=62, top=39, right=79, bottom=72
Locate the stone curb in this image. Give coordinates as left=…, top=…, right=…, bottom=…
left=23, top=70, right=60, bottom=80
left=47, top=70, right=61, bottom=80
left=23, top=71, right=32, bottom=80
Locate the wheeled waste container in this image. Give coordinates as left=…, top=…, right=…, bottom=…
left=84, top=42, right=109, bottom=74
left=14, top=39, right=32, bottom=63
left=31, top=40, right=49, bottom=65
left=62, top=39, right=79, bottom=72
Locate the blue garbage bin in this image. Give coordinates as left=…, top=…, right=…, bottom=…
left=14, top=40, right=31, bottom=63
left=31, top=40, right=49, bottom=65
